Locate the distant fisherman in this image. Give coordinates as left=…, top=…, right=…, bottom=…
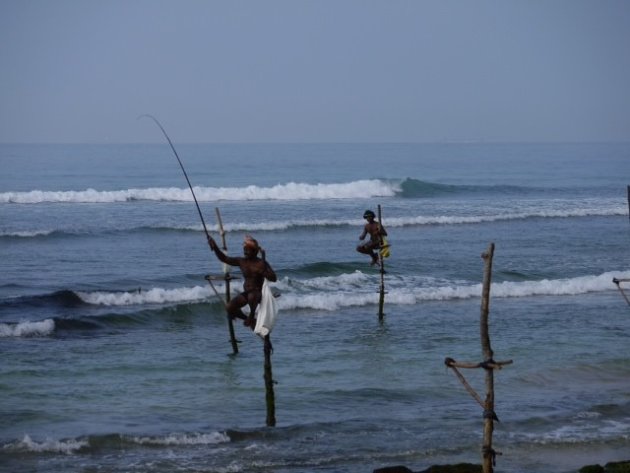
left=356, top=209, right=388, bottom=265
left=207, top=234, right=277, bottom=329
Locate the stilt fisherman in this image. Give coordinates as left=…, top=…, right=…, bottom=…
left=207, top=234, right=277, bottom=329
left=356, top=209, right=388, bottom=265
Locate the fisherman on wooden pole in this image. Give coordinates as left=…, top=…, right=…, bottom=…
left=357, top=208, right=388, bottom=267
left=356, top=207, right=389, bottom=318
left=207, top=234, right=280, bottom=425
left=207, top=235, right=277, bottom=330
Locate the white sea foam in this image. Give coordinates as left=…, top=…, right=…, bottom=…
left=3, top=434, right=88, bottom=454
left=276, top=270, right=630, bottom=311
left=130, top=432, right=230, bottom=446
left=72, top=270, right=630, bottom=310
left=0, top=319, right=55, bottom=337
left=0, top=179, right=396, bottom=204
left=295, top=271, right=371, bottom=290
left=510, top=417, right=630, bottom=444
left=77, top=286, right=214, bottom=306
left=0, top=229, right=54, bottom=238
left=383, top=207, right=628, bottom=226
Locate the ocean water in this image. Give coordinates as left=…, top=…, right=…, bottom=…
left=1, top=142, right=629, bottom=473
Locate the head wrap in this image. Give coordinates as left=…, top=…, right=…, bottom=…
left=243, top=235, right=260, bottom=252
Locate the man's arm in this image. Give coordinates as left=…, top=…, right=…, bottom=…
left=260, top=249, right=277, bottom=282
left=359, top=224, right=368, bottom=240
left=263, top=262, right=277, bottom=282
left=207, top=235, right=240, bottom=266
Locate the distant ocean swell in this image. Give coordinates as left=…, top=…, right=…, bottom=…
left=149, top=203, right=628, bottom=229
left=0, top=178, right=580, bottom=204
left=0, top=179, right=397, bottom=203
left=1, top=206, right=625, bottom=239
left=2, top=270, right=628, bottom=337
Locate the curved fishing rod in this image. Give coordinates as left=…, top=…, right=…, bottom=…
left=141, top=115, right=242, bottom=355
left=139, top=114, right=227, bottom=307
left=139, top=114, right=211, bottom=238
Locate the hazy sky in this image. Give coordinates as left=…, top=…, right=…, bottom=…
left=1, top=0, right=629, bottom=143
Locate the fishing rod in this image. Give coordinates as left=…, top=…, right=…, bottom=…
left=139, top=114, right=211, bottom=236
left=139, top=114, right=226, bottom=306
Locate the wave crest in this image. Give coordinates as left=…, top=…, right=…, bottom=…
left=3, top=434, right=88, bottom=454
left=5, top=271, right=628, bottom=319
left=0, top=319, right=55, bottom=337
left=77, top=286, right=213, bottom=306
left=0, top=180, right=397, bottom=204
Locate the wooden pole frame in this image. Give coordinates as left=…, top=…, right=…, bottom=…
left=444, top=243, right=513, bottom=473
left=215, top=208, right=240, bottom=354
left=263, top=335, right=276, bottom=426
left=377, top=204, right=386, bottom=320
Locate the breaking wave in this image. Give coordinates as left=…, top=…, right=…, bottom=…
left=0, top=179, right=397, bottom=204
left=2, top=270, right=627, bottom=337
left=2, top=178, right=597, bottom=204
left=0, top=319, right=55, bottom=337
left=76, top=286, right=212, bottom=306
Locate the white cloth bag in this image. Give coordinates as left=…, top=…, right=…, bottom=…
left=254, top=279, right=278, bottom=338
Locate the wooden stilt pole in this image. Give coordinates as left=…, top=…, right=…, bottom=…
left=214, top=208, right=239, bottom=354
left=377, top=204, right=386, bottom=320
left=444, top=243, right=513, bottom=473
left=480, top=243, right=496, bottom=473
left=263, top=335, right=276, bottom=426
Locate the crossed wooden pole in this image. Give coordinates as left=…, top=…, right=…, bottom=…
left=444, top=243, right=513, bottom=473
left=377, top=204, right=386, bottom=320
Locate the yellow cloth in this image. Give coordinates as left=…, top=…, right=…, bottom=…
left=379, top=237, right=391, bottom=258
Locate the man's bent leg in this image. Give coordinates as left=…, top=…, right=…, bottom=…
left=244, top=292, right=262, bottom=329
left=227, top=295, right=248, bottom=321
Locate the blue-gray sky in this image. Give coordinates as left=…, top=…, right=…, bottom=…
left=1, top=0, right=629, bottom=143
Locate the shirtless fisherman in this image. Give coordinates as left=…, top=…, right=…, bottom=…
left=207, top=234, right=277, bottom=329
left=356, top=209, right=388, bottom=265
